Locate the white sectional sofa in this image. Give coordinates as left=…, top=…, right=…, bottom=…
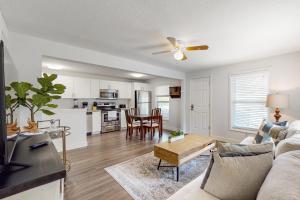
left=167, top=121, right=300, bottom=200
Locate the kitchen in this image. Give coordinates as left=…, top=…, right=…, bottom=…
left=41, top=56, right=182, bottom=151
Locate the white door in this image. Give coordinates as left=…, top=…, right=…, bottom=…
left=190, top=77, right=210, bottom=135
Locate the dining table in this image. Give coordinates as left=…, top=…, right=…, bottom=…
left=129, top=114, right=163, bottom=140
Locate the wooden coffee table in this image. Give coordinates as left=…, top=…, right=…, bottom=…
left=154, top=134, right=216, bottom=181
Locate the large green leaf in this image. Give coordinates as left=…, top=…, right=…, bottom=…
left=32, top=94, right=51, bottom=107
left=41, top=109, right=55, bottom=115
left=47, top=104, right=58, bottom=108
left=10, top=82, right=32, bottom=98
left=5, top=94, right=12, bottom=108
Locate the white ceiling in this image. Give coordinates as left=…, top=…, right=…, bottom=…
left=42, top=56, right=159, bottom=81
left=1, top=0, right=300, bottom=72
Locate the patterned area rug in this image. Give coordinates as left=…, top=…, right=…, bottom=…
left=105, top=151, right=210, bottom=200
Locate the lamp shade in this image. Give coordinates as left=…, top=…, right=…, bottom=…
left=266, top=94, right=289, bottom=109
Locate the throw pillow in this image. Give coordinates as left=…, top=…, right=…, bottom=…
left=201, top=151, right=273, bottom=200
left=216, top=141, right=274, bottom=154
left=253, top=120, right=288, bottom=144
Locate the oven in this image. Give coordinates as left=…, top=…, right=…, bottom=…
left=101, top=110, right=121, bottom=133
left=97, top=102, right=121, bottom=133
left=100, top=89, right=118, bottom=99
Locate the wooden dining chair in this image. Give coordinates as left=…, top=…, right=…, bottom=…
left=143, top=115, right=162, bottom=140
left=130, top=108, right=140, bottom=115
left=151, top=108, right=161, bottom=116
left=125, top=109, right=140, bottom=139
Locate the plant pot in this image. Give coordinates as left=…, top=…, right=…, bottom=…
left=168, top=134, right=185, bottom=143
left=23, top=121, right=38, bottom=133
left=6, top=122, right=20, bottom=136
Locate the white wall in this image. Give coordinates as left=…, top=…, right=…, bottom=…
left=7, top=31, right=186, bottom=124
left=149, top=78, right=182, bottom=131
left=186, top=52, right=300, bottom=142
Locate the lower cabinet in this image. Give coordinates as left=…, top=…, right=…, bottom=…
left=92, top=111, right=101, bottom=134
left=121, top=110, right=127, bottom=129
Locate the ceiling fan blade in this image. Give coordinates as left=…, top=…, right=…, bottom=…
left=152, top=50, right=172, bottom=55
left=166, top=37, right=177, bottom=47
left=185, top=45, right=209, bottom=51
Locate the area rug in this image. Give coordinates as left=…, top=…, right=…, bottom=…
left=105, top=151, right=210, bottom=200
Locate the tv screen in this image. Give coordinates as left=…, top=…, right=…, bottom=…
left=0, top=40, right=7, bottom=165
left=0, top=40, right=18, bottom=166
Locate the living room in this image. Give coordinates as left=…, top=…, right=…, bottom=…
left=0, top=1, right=300, bottom=200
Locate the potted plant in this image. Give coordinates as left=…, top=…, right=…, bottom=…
left=168, top=130, right=185, bottom=143
left=7, top=73, right=65, bottom=131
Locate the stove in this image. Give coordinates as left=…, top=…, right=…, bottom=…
left=97, top=102, right=121, bottom=133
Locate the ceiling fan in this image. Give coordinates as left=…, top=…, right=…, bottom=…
left=152, top=37, right=209, bottom=61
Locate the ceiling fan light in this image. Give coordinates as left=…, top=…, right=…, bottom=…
left=173, top=50, right=184, bottom=61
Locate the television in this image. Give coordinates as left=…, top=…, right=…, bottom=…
left=0, top=40, right=29, bottom=171
left=0, top=40, right=7, bottom=166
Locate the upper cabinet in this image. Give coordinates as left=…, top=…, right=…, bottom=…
left=133, top=82, right=151, bottom=91
left=54, top=75, right=132, bottom=99
left=100, top=80, right=132, bottom=99
left=54, top=75, right=74, bottom=98
left=118, top=82, right=132, bottom=99
left=91, top=79, right=100, bottom=98
left=73, top=77, right=91, bottom=98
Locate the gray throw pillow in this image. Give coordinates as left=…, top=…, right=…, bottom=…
left=217, top=141, right=274, bottom=153
left=201, top=151, right=273, bottom=200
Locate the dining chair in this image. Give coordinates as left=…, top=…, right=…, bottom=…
left=151, top=108, right=161, bottom=116
left=143, top=115, right=162, bottom=140
left=130, top=108, right=140, bottom=115
left=125, top=109, right=141, bottom=139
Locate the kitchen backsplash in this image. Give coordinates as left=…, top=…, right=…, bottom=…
left=53, top=98, right=130, bottom=110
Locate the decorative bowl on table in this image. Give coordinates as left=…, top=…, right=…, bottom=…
left=168, top=130, right=185, bottom=143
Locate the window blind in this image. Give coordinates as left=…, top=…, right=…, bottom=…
left=156, top=96, right=170, bottom=120
left=230, top=71, right=269, bottom=131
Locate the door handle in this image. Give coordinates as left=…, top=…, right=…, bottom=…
left=191, top=104, right=194, bottom=111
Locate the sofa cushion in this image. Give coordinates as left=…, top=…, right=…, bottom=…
left=166, top=172, right=220, bottom=200
left=257, top=150, right=300, bottom=200
left=201, top=151, right=273, bottom=200
left=288, top=120, right=300, bottom=130
left=216, top=141, right=273, bottom=154
left=275, top=133, right=300, bottom=157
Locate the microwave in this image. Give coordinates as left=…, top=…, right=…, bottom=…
left=100, top=89, right=119, bottom=99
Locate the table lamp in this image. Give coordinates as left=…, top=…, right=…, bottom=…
left=266, top=94, right=288, bottom=122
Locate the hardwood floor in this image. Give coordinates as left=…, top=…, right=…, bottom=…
left=64, top=130, right=169, bottom=200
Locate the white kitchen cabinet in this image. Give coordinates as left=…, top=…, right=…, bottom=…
left=117, top=82, right=132, bottom=99
left=99, top=80, right=118, bottom=90
left=100, top=80, right=132, bottom=99
left=92, top=111, right=101, bottom=134
left=91, top=79, right=100, bottom=98
left=54, top=75, right=74, bottom=98
left=133, top=82, right=151, bottom=91
left=73, top=77, right=91, bottom=98
left=121, top=109, right=127, bottom=129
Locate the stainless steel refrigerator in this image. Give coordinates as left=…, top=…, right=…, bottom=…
left=135, top=90, right=152, bottom=115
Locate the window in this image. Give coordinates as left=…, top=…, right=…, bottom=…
left=230, top=71, right=269, bottom=131
left=155, top=85, right=170, bottom=120
left=156, top=96, right=170, bottom=120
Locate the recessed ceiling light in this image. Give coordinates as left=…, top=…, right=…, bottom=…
left=130, top=73, right=145, bottom=78
left=45, top=64, right=64, bottom=70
